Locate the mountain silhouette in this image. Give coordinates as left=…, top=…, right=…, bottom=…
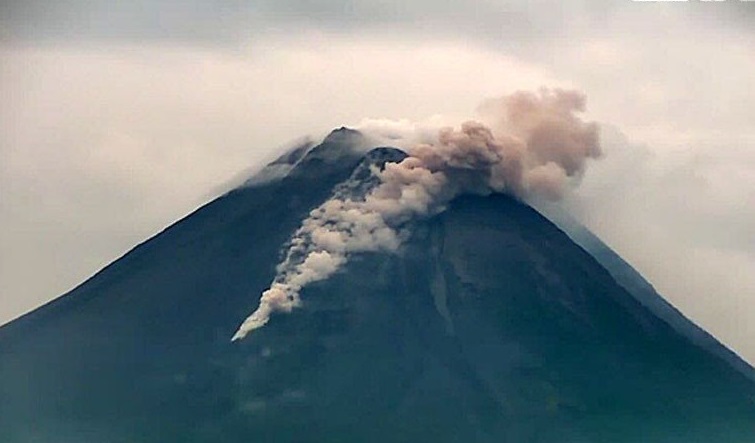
left=1, top=128, right=753, bottom=443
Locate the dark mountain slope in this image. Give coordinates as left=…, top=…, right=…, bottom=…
left=1, top=130, right=753, bottom=443
left=547, top=210, right=755, bottom=382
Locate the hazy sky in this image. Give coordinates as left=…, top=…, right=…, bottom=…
left=1, top=1, right=753, bottom=363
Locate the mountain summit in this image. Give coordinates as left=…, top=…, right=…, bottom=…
left=1, top=129, right=753, bottom=442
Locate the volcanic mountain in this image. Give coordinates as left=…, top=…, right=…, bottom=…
left=1, top=128, right=753, bottom=443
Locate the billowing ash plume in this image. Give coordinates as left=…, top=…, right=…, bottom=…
left=232, top=88, right=601, bottom=341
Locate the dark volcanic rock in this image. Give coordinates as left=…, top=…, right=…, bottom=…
left=1, top=129, right=753, bottom=443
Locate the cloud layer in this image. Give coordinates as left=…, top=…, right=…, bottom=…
left=232, top=89, right=600, bottom=340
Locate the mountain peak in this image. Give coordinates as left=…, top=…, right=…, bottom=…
left=322, top=126, right=363, bottom=144
left=287, top=127, right=368, bottom=175
left=246, top=128, right=371, bottom=186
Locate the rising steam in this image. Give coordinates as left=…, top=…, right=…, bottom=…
left=231, top=88, right=601, bottom=341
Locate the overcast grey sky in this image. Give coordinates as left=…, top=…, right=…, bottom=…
left=1, top=1, right=754, bottom=363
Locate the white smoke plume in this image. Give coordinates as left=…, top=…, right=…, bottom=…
left=231, top=88, right=601, bottom=341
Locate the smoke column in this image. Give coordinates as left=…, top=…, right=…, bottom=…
left=232, top=88, right=601, bottom=341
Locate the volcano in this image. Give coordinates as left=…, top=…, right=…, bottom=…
left=1, top=128, right=753, bottom=443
